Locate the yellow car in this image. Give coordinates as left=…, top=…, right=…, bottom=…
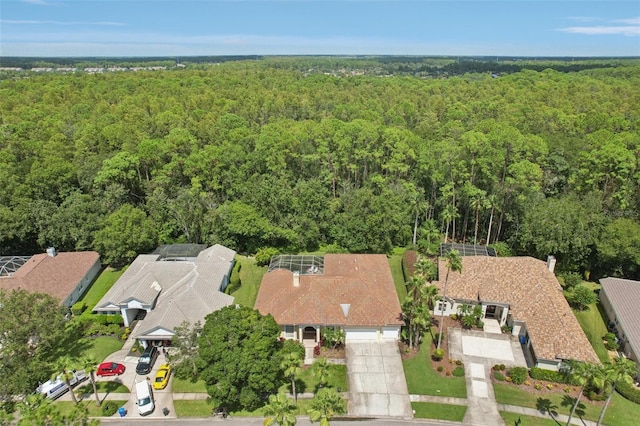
left=153, top=364, right=171, bottom=390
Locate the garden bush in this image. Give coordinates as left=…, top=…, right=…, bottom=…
left=255, top=247, right=279, bottom=266
left=282, top=339, right=305, bottom=359
left=432, top=348, right=444, bottom=361
left=71, top=301, right=87, bottom=316
left=437, top=366, right=444, bottom=372
left=603, top=332, right=619, bottom=351
left=452, top=366, right=465, bottom=377
left=508, top=367, right=528, bottom=385
left=494, top=372, right=505, bottom=381
left=561, top=272, right=582, bottom=290
left=534, top=383, right=542, bottom=390
left=101, top=401, right=119, bottom=416
left=617, top=380, right=640, bottom=404
left=529, top=367, right=570, bottom=384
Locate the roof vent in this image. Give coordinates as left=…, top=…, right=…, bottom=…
left=547, top=255, right=556, bottom=273
left=46, top=247, right=57, bottom=257
left=293, top=271, right=300, bottom=287
left=340, top=303, right=350, bottom=318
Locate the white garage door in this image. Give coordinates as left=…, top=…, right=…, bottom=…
left=345, top=328, right=378, bottom=341
left=381, top=327, right=400, bottom=339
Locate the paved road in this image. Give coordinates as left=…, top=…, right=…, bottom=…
left=99, top=416, right=463, bottom=425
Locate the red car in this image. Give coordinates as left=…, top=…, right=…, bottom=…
left=96, top=362, right=126, bottom=377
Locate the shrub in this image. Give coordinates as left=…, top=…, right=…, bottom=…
left=432, top=348, right=444, bottom=361
left=450, top=314, right=458, bottom=321
left=455, top=359, right=462, bottom=366
left=505, top=376, right=512, bottom=382
left=437, top=366, right=444, bottom=372
left=508, top=367, right=528, bottom=385
left=524, top=380, right=531, bottom=386
left=282, top=339, right=305, bottom=359
left=499, top=364, right=506, bottom=371
left=71, top=301, right=87, bottom=316
left=494, top=372, right=505, bottom=381
left=313, top=345, right=321, bottom=356
left=445, top=371, right=451, bottom=376
left=546, top=384, right=554, bottom=390
left=561, top=272, right=582, bottom=290
left=255, top=247, right=279, bottom=266
left=534, top=383, right=542, bottom=390
left=102, top=401, right=119, bottom=416
left=529, top=367, right=569, bottom=384
left=493, top=364, right=502, bottom=371
left=452, top=366, right=465, bottom=377
left=570, top=285, right=597, bottom=310
left=501, top=325, right=513, bottom=333
left=617, top=380, right=640, bottom=404
left=603, top=333, right=619, bottom=351
left=564, top=386, right=572, bottom=393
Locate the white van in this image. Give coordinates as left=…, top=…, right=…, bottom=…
left=36, top=370, right=87, bottom=400
left=135, top=380, right=155, bottom=416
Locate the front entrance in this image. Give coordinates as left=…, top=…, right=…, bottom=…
left=303, top=326, right=317, bottom=341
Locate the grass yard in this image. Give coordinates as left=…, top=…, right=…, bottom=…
left=388, top=253, right=407, bottom=301
left=174, top=400, right=213, bottom=417
left=573, top=301, right=610, bottom=363
left=411, top=402, right=466, bottom=421
left=79, top=267, right=126, bottom=313
left=55, top=399, right=127, bottom=417
left=279, top=364, right=348, bottom=395
left=494, top=383, right=640, bottom=425
left=228, top=256, right=267, bottom=308
left=172, top=377, right=207, bottom=393
left=402, top=333, right=467, bottom=398
left=231, top=398, right=316, bottom=417
left=500, top=411, right=559, bottom=426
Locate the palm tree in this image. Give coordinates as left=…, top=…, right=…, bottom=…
left=485, top=194, right=498, bottom=246
left=264, top=393, right=297, bottom=426
left=597, top=356, right=637, bottom=425
left=81, top=355, right=101, bottom=407
left=470, top=189, right=487, bottom=245
left=313, top=358, right=330, bottom=391
left=308, top=388, right=345, bottom=426
left=52, top=356, right=79, bottom=405
left=437, top=249, right=462, bottom=349
left=281, top=352, right=303, bottom=403
left=566, top=361, right=603, bottom=426
left=414, top=256, right=436, bottom=281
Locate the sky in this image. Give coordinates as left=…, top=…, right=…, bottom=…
left=1, top=0, right=639, bottom=57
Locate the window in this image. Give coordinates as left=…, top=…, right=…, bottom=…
left=284, top=325, right=294, bottom=339
left=437, top=301, right=447, bottom=312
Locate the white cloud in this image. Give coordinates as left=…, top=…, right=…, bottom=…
left=0, top=20, right=125, bottom=26
left=614, top=17, right=640, bottom=25
left=559, top=25, right=639, bottom=36
left=568, top=16, right=602, bottom=23
left=22, top=0, right=49, bottom=5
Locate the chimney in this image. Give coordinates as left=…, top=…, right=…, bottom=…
left=340, top=303, right=350, bottom=318
left=293, top=271, right=300, bottom=287
left=46, top=247, right=57, bottom=257
left=547, top=255, right=556, bottom=273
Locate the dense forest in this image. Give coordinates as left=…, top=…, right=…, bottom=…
left=1, top=58, right=639, bottom=279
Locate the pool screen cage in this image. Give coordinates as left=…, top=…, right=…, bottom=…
left=440, top=243, right=497, bottom=257
left=268, top=255, right=325, bottom=275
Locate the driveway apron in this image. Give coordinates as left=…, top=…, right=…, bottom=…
left=346, top=340, right=413, bottom=418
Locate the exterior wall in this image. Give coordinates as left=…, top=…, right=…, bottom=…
left=218, top=259, right=235, bottom=292
left=345, top=327, right=379, bottom=341
left=599, top=289, right=637, bottom=364
left=381, top=326, right=400, bottom=340
left=536, top=359, right=562, bottom=371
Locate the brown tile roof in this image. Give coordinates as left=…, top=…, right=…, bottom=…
left=254, top=254, right=403, bottom=327
left=0, top=251, right=100, bottom=303
left=599, top=278, right=640, bottom=363
left=435, top=256, right=600, bottom=364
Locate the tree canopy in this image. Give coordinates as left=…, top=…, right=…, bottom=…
left=1, top=59, right=639, bottom=277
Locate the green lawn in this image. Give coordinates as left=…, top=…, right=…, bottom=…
left=55, top=399, right=127, bottom=417
left=388, top=253, right=407, bottom=301
left=228, top=256, right=267, bottom=308
left=411, top=402, right=466, bottom=421
left=231, top=399, right=316, bottom=417
left=402, top=333, right=467, bottom=398
left=79, top=267, right=126, bottom=313
left=494, top=383, right=640, bottom=425
left=174, top=400, right=213, bottom=417
left=500, top=411, right=560, bottom=426
left=573, top=301, right=610, bottom=363
left=279, top=364, right=348, bottom=395
left=172, top=377, right=207, bottom=393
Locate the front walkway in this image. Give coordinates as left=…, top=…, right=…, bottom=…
left=346, top=340, right=413, bottom=418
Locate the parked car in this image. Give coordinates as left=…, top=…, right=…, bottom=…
left=135, top=379, right=155, bottom=416
left=36, top=370, right=87, bottom=400
left=97, top=362, right=126, bottom=377
left=153, top=364, right=172, bottom=390
left=136, top=345, right=159, bottom=375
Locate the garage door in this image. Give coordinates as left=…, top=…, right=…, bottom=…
left=345, top=328, right=378, bottom=340
left=381, top=327, right=400, bottom=339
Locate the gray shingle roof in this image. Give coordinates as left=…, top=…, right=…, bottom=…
left=599, top=277, right=640, bottom=361
left=94, top=244, right=235, bottom=338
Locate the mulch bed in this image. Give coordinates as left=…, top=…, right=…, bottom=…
left=315, top=345, right=346, bottom=359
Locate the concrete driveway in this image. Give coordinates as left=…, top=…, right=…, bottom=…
left=346, top=340, right=412, bottom=418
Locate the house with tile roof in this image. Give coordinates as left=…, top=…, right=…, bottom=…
left=254, top=254, right=403, bottom=342
left=599, top=277, right=640, bottom=371
left=434, top=255, right=600, bottom=370
left=94, top=244, right=235, bottom=348
left=0, top=248, right=101, bottom=308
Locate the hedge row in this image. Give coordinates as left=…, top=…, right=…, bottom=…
left=617, top=380, right=640, bottom=404
left=402, top=250, right=418, bottom=281
left=529, top=367, right=572, bottom=385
